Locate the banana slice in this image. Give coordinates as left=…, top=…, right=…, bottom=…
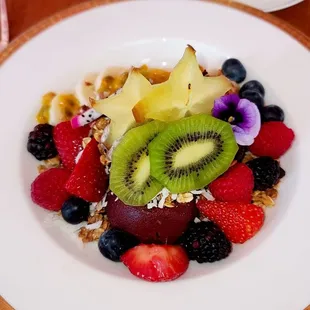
left=75, top=73, right=98, bottom=107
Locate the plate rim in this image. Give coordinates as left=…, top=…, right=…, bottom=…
left=0, top=0, right=309, bottom=67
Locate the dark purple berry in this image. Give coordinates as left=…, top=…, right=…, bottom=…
left=240, top=90, right=265, bottom=111
left=178, top=221, right=232, bottom=263
left=27, top=124, right=58, bottom=160
left=98, top=228, right=140, bottom=262
left=239, top=80, right=265, bottom=97
left=261, top=105, right=285, bottom=122
left=222, top=58, right=246, bottom=83
left=61, top=197, right=90, bottom=224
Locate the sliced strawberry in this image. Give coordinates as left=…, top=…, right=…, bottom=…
left=197, top=199, right=265, bottom=244
left=121, top=244, right=189, bottom=282
left=65, top=138, right=108, bottom=202
left=53, top=121, right=90, bottom=170
left=31, top=168, right=71, bottom=211
left=208, top=163, right=254, bottom=203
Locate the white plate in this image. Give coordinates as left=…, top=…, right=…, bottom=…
left=0, top=1, right=309, bottom=309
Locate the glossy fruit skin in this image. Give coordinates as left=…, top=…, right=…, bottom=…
left=240, top=90, right=265, bottom=111
left=246, top=156, right=281, bottom=190
left=106, top=192, right=197, bottom=243
left=31, top=168, right=71, bottom=211
left=249, top=121, right=295, bottom=159
left=208, top=163, right=254, bottom=203
left=121, top=244, right=189, bottom=282
left=98, top=228, right=140, bottom=262
left=239, top=80, right=265, bottom=97
left=178, top=221, right=232, bottom=263
left=261, top=105, right=285, bottom=122
left=197, top=199, right=265, bottom=244
left=27, top=124, right=58, bottom=160
left=222, top=58, right=246, bottom=83
left=61, top=197, right=90, bottom=224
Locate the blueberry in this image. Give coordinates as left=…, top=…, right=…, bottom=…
left=261, top=105, right=285, bottom=122
left=239, top=80, right=265, bottom=97
left=98, top=228, right=140, bottom=262
left=61, top=197, right=90, bottom=224
left=240, top=90, right=265, bottom=111
left=222, top=58, right=246, bottom=83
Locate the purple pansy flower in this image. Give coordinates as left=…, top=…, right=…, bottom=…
left=212, top=94, right=261, bottom=146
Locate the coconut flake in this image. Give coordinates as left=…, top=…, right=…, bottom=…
left=85, top=221, right=102, bottom=230
left=171, top=194, right=178, bottom=201
left=201, top=189, right=215, bottom=201
left=100, top=123, right=111, bottom=144
left=75, top=149, right=84, bottom=164
left=157, top=188, right=170, bottom=209
left=107, top=136, right=123, bottom=160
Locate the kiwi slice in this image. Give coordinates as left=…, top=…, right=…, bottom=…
left=110, top=120, right=167, bottom=206
left=149, top=114, right=238, bottom=193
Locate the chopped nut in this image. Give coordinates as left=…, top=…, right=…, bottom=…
left=94, top=132, right=102, bottom=142
left=176, top=193, right=194, bottom=203
left=164, top=195, right=175, bottom=208
left=88, top=213, right=103, bottom=224
left=252, top=190, right=275, bottom=208
left=100, top=154, right=111, bottom=166
left=98, top=143, right=108, bottom=155
left=242, top=152, right=256, bottom=163
left=37, top=165, right=48, bottom=174
left=82, top=137, right=92, bottom=149
left=43, top=156, right=61, bottom=168
left=78, top=219, right=110, bottom=243
left=94, top=117, right=110, bottom=131
left=265, top=188, right=278, bottom=199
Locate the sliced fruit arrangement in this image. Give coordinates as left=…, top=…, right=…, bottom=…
left=27, top=45, right=295, bottom=283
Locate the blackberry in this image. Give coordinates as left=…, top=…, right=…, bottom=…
left=234, top=145, right=248, bottom=162
left=178, top=221, right=232, bottom=263
left=27, top=124, right=58, bottom=160
left=246, top=156, right=280, bottom=191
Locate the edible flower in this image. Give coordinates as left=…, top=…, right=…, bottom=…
left=212, top=94, right=261, bottom=146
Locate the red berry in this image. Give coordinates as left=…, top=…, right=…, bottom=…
left=121, top=244, right=189, bottom=282
left=65, top=139, right=108, bottom=202
left=31, top=168, right=71, bottom=211
left=249, top=121, right=295, bottom=159
left=197, top=199, right=265, bottom=244
left=53, top=121, right=90, bottom=170
left=209, top=163, right=254, bottom=203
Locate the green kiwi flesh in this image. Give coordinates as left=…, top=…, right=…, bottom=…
left=110, top=120, right=167, bottom=206
left=149, top=114, right=238, bottom=193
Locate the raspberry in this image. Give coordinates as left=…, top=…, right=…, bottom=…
left=178, top=221, right=232, bottom=263
left=246, top=156, right=281, bottom=190
left=27, top=124, right=58, bottom=160
left=208, top=163, right=254, bottom=203
left=31, top=168, right=71, bottom=211
left=249, top=121, right=295, bottom=159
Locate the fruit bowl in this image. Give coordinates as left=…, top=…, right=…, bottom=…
left=1, top=0, right=309, bottom=309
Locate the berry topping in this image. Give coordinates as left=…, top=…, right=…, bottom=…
left=65, top=138, right=108, bottom=202
left=221, top=58, right=246, bottom=83
left=246, top=156, right=281, bottom=190
left=249, top=121, right=295, bottom=159
left=98, top=228, right=140, bottom=262
left=27, top=124, right=58, bottom=160
left=240, top=90, right=265, bottom=111
left=31, top=168, right=71, bottom=211
left=178, top=221, right=232, bottom=263
left=234, top=145, right=248, bottom=162
left=121, top=244, right=189, bottom=282
left=208, top=163, right=254, bottom=203
left=261, top=105, right=285, bottom=122
left=239, top=80, right=265, bottom=97
left=53, top=121, right=90, bottom=170
left=197, top=199, right=265, bottom=244
left=61, top=197, right=90, bottom=224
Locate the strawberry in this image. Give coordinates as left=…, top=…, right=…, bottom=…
left=209, top=163, right=254, bottom=203
left=121, top=244, right=189, bottom=282
left=197, top=199, right=265, bottom=244
left=31, top=168, right=71, bottom=211
left=53, top=121, right=90, bottom=170
left=249, top=121, right=295, bottom=159
left=65, top=138, right=108, bottom=202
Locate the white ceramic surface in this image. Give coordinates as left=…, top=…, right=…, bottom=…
left=0, top=1, right=309, bottom=309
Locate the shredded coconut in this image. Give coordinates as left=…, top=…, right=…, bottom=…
left=157, top=188, right=170, bottom=209
left=75, top=149, right=84, bottom=164
left=85, top=221, right=103, bottom=230
left=100, top=123, right=111, bottom=144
